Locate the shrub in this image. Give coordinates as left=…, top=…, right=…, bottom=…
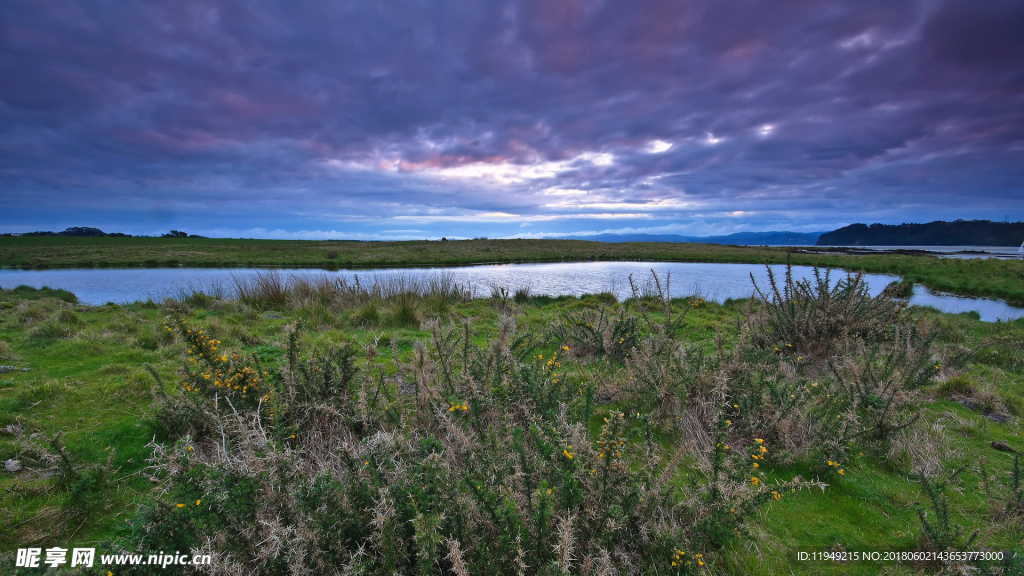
left=551, top=306, right=640, bottom=363
left=125, top=311, right=824, bottom=575
left=914, top=471, right=978, bottom=552
left=750, top=262, right=904, bottom=356
left=826, top=323, right=939, bottom=444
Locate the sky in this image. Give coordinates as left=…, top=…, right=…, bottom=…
left=2, top=0, right=1023, bottom=240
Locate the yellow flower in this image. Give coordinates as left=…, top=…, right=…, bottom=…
left=838, top=469, right=845, bottom=475
left=563, top=346, right=569, bottom=351
left=176, top=503, right=185, bottom=508
left=196, top=500, right=201, bottom=505
left=751, top=477, right=760, bottom=485
left=755, top=438, right=763, bottom=443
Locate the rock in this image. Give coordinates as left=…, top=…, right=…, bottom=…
left=4, top=459, right=22, bottom=472
left=991, top=441, right=1021, bottom=454
left=987, top=412, right=1012, bottom=423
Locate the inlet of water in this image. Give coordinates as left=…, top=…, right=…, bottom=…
left=2, top=261, right=1021, bottom=322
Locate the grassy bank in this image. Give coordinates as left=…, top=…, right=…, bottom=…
left=2, top=236, right=1023, bottom=305
left=2, top=275, right=1024, bottom=574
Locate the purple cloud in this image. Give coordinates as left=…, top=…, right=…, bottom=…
left=1, top=0, right=1022, bottom=238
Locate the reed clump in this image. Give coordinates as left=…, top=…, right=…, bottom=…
left=221, top=270, right=472, bottom=328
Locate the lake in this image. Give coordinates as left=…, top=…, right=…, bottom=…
left=1, top=261, right=1022, bottom=322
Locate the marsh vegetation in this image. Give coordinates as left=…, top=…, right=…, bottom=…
left=1, top=268, right=1024, bottom=574
left=2, top=236, right=1023, bottom=305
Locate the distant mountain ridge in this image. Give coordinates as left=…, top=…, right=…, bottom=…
left=565, top=231, right=824, bottom=245
left=818, top=220, right=1024, bottom=246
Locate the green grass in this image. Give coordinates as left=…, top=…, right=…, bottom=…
left=2, top=236, right=1023, bottom=304
left=1, top=284, right=1024, bottom=574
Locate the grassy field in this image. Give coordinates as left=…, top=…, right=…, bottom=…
left=2, top=236, right=1023, bottom=305
left=2, top=271, right=1024, bottom=574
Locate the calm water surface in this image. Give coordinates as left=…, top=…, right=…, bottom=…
left=826, top=246, right=1022, bottom=259
left=1, top=262, right=1021, bottom=322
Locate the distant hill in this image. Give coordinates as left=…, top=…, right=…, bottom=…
left=566, top=231, right=824, bottom=245
left=818, top=220, right=1024, bottom=246
left=6, top=227, right=205, bottom=238
left=18, top=226, right=113, bottom=237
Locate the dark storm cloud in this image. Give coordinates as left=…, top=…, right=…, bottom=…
left=1, top=0, right=1022, bottom=237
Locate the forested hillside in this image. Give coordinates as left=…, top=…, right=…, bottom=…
left=819, top=220, right=1024, bottom=246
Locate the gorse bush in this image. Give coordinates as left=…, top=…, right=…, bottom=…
left=750, top=262, right=904, bottom=356
left=551, top=307, right=640, bottom=362
left=825, top=322, right=939, bottom=443
left=127, top=297, right=834, bottom=575
left=914, top=470, right=978, bottom=552
left=118, top=269, right=947, bottom=575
